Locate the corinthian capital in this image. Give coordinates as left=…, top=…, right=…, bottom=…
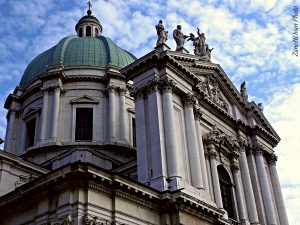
left=160, top=78, right=176, bottom=92
left=107, top=85, right=117, bottom=93
left=183, top=93, right=196, bottom=107
left=268, top=153, right=278, bottom=166
left=194, top=108, right=203, bottom=120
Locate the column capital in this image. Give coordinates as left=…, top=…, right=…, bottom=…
left=182, top=93, right=196, bottom=107
left=119, top=87, right=127, bottom=96
left=131, top=88, right=144, bottom=101
left=146, top=78, right=160, bottom=94
left=194, top=108, right=203, bottom=120
left=231, top=159, right=240, bottom=172
left=254, top=149, right=264, bottom=157
left=41, top=87, right=49, bottom=94
left=160, top=78, right=176, bottom=93
left=268, top=153, right=278, bottom=166
left=207, top=145, right=218, bottom=159
left=107, top=85, right=117, bottom=93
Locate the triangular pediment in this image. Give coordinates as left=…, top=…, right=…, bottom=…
left=167, top=52, right=279, bottom=141
left=70, top=95, right=99, bottom=104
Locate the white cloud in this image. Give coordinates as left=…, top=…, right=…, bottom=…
left=264, top=84, right=300, bottom=225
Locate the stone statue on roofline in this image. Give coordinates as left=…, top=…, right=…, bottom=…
left=156, top=20, right=168, bottom=46
left=188, top=28, right=214, bottom=62
left=240, top=81, right=248, bottom=102
left=173, top=25, right=189, bottom=51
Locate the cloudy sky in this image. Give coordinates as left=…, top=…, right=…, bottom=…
left=0, top=0, right=299, bottom=223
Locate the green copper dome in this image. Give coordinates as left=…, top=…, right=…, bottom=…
left=20, top=35, right=136, bottom=86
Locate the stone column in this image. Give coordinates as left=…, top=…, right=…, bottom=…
left=195, top=109, right=209, bottom=191
left=247, top=149, right=267, bottom=225
left=134, top=89, right=149, bottom=183
left=147, top=82, right=168, bottom=190
left=5, top=109, right=16, bottom=152
left=255, top=149, right=277, bottom=225
left=108, top=86, right=116, bottom=141
left=183, top=94, right=203, bottom=189
left=239, top=146, right=260, bottom=224
left=208, top=143, right=223, bottom=209
left=119, top=88, right=127, bottom=141
left=161, top=79, right=180, bottom=179
left=51, top=87, right=61, bottom=142
left=232, top=159, right=247, bottom=224
left=269, top=154, right=289, bottom=225
left=40, top=88, right=49, bottom=142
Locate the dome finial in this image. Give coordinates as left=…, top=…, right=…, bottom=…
left=87, top=1, right=92, bottom=15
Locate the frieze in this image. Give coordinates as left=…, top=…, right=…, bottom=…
left=195, top=76, right=229, bottom=112
left=15, top=174, right=38, bottom=187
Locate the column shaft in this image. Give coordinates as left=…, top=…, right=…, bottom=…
left=184, top=101, right=203, bottom=188
left=232, top=168, right=247, bottom=223
left=195, top=116, right=209, bottom=191
left=148, top=89, right=167, bottom=190
left=269, top=158, right=289, bottom=225
left=108, top=87, right=116, bottom=141
left=51, top=88, right=60, bottom=141
left=162, top=89, right=180, bottom=178
left=256, top=151, right=277, bottom=225
left=209, top=145, right=223, bottom=208
left=5, top=110, right=16, bottom=152
left=119, top=90, right=126, bottom=141
left=135, top=95, right=148, bottom=183
left=240, top=149, right=260, bottom=223
left=40, top=90, right=49, bottom=142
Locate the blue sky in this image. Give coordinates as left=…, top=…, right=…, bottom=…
left=0, top=0, right=299, bottom=223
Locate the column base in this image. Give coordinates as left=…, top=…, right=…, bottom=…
left=149, top=176, right=169, bottom=191
left=167, top=176, right=184, bottom=191
left=250, top=222, right=261, bottom=225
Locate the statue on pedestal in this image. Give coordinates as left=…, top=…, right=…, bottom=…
left=156, top=20, right=168, bottom=46
left=173, top=25, right=189, bottom=51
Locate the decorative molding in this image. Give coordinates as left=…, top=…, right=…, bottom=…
left=203, top=125, right=240, bottom=159
left=70, top=95, right=99, bottom=104
left=83, top=214, right=127, bottom=225
left=15, top=174, right=38, bottom=187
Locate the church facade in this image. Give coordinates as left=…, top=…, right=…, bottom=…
left=0, top=7, right=289, bottom=225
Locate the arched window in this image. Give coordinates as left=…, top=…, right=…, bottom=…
left=95, top=28, right=99, bottom=37
left=86, top=26, right=91, bottom=37
left=79, top=28, right=83, bottom=37
left=218, top=165, right=236, bottom=220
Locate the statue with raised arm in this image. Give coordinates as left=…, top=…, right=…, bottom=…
left=197, top=28, right=206, bottom=57
left=188, top=33, right=200, bottom=55
left=173, top=25, right=188, bottom=51
left=156, top=20, right=168, bottom=46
